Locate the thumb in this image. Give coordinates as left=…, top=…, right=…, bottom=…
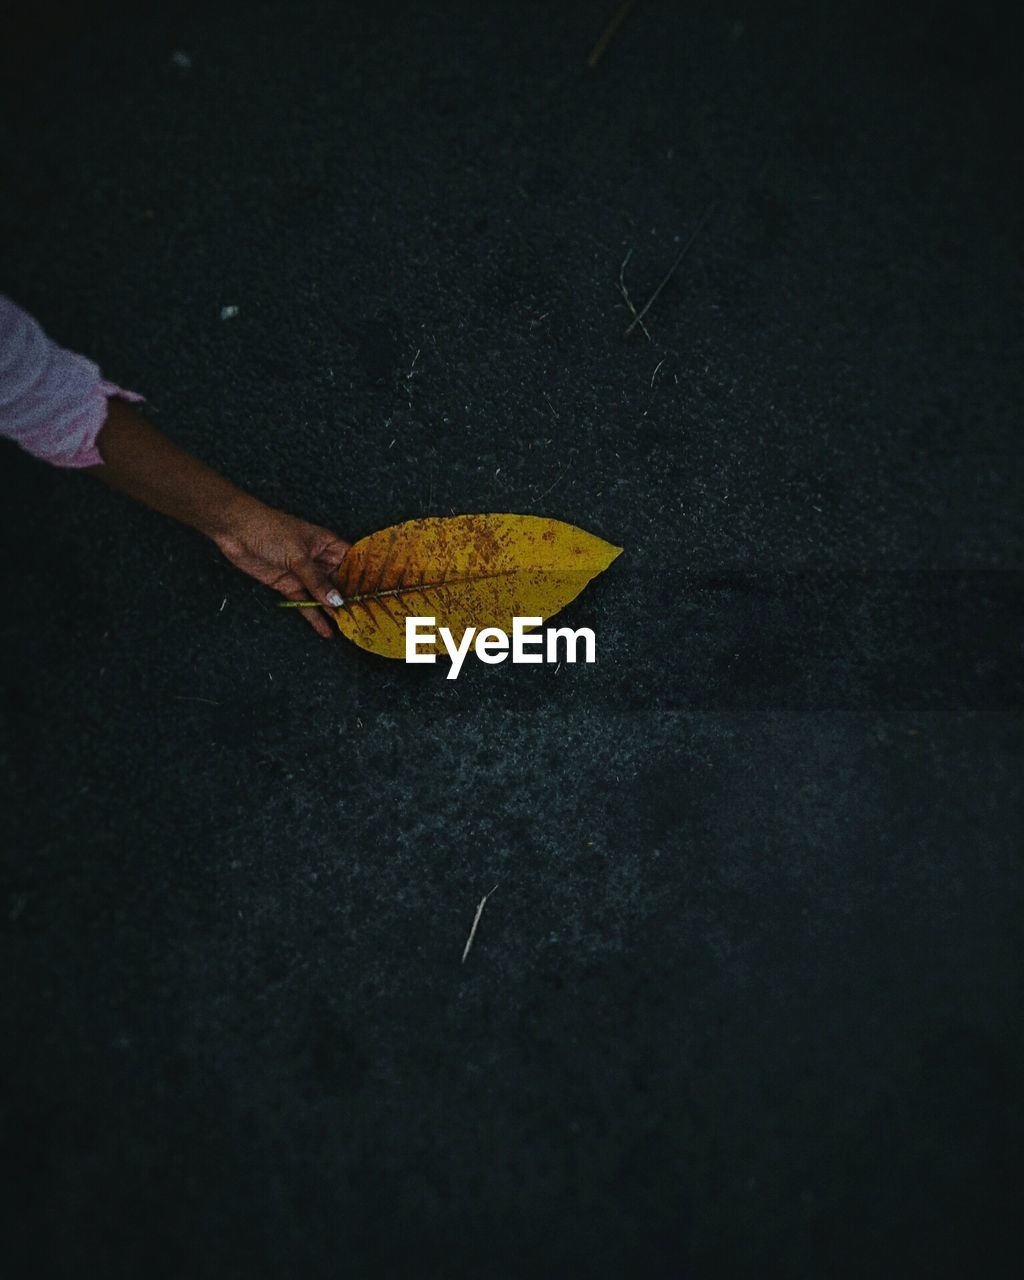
left=293, top=558, right=344, bottom=611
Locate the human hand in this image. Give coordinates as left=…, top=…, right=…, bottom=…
left=212, top=498, right=351, bottom=638
left=82, top=402, right=350, bottom=636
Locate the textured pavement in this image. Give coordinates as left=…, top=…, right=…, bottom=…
left=1, top=2, right=1021, bottom=1276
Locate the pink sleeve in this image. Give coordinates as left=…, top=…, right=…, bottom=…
left=0, top=294, right=144, bottom=468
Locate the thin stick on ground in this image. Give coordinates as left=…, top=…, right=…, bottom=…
left=625, top=201, right=717, bottom=338
left=462, top=882, right=500, bottom=964
left=587, top=0, right=638, bottom=69
left=534, top=460, right=571, bottom=506
left=618, top=249, right=651, bottom=341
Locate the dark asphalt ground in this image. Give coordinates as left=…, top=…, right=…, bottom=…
left=1, top=2, right=1022, bottom=1276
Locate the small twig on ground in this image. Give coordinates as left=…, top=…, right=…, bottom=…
left=587, top=0, right=638, bottom=69
left=625, top=201, right=717, bottom=338
left=618, top=248, right=651, bottom=341
left=534, top=461, right=571, bottom=506
left=462, top=882, right=500, bottom=964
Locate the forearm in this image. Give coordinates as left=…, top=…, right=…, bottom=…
left=81, top=396, right=349, bottom=636
left=2, top=295, right=348, bottom=637
left=84, top=397, right=261, bottom=538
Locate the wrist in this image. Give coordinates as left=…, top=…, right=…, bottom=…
left=208, top=491, right=270, bottom=548
left=90, top=401, right=260, bottom=543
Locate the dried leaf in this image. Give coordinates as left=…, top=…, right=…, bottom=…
left=328, top=513, right=622, bottom=659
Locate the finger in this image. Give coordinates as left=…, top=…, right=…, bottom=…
left=315, top=555, right=349, bottom=596
left=310, top=530, right=351, bottom=561
left=293, top=557, right=345, bottom=613
left=314, top=546, right=348, bottom=579
left=302, top=608, right=334, bottom=639
left=278, top=582, right=335, bottom=640
left=269, top=571, right=306, bottom=597
left=313, top=547, right=350, bottom=597
left=312, top=553, right=346, bottom=597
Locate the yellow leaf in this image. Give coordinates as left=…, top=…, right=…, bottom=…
left=328, top=513, right=622, bottom=659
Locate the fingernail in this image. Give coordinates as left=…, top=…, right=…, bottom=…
left=326, top=590, right=343, bottom=608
